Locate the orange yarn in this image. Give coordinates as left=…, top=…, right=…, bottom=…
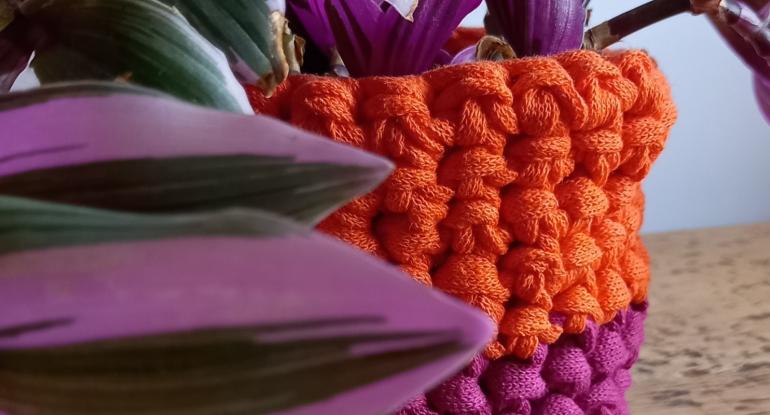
left=248, top=49, right=676, bottom=359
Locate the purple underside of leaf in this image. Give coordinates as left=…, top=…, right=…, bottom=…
left=0, top=234, right=493, bottom=414
left=487, top=0, right=585, bottom=57
left=0, top=91, right=392, bottom=178
left=289, top=0, right=336, bottom=55
left=754, top=74, right=770, bottom=122
left=327, top=0, right=480, bottom=76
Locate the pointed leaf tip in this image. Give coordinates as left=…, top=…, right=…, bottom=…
left=0, top=219, right=493, bottom=414
left=0, top=86, right=392, bottom=225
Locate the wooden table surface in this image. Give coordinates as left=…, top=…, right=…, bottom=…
left=628, top=223, right=770, bottom=414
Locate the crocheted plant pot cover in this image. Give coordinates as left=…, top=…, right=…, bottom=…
left=249, top=44, right=675, bottom=414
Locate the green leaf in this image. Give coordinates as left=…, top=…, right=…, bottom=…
left=23, top=0, right=252, bottom=113
left=0, top=195, right=302, bottom=255
left=0, top=320, right=461, bottom=414
left=158, top=0, right=301, bottom=93
left=0, top=81, right=166, bottom=111
left=0, top=155, right=381, bottom=225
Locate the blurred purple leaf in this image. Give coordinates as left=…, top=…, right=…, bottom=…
left=711, top=1, right=770, bottom=124
left=326, top=0, right=481, bottom=76
left=0, top=203, right=493, bottom=414
left=0, top=82, right=392, bottom=224
left=0, top=17, right=37, bottom=92
left=486, top=0, right=585, bottom=56
left=755, top=73, right=770, bottom=122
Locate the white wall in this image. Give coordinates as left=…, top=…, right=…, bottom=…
left=464, top=2, right=770, bottom=233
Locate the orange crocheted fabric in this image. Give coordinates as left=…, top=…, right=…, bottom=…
left=248, top=49, right=676, bottom=359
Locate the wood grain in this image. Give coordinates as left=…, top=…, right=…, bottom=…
left=629, top=223, right=770, bottom=414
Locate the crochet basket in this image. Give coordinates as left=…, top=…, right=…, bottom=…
left=248, top=30, right=676, bottom=414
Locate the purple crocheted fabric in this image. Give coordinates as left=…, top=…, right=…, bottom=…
left=397, top=303, right=647, bottom=415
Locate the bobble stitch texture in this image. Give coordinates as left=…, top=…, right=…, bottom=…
left=396, top=304, right=647, bottom=415
left=248, top=47, right=675, bottom=358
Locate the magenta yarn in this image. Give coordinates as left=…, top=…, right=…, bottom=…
left=397, top=303, right=647, bottom=415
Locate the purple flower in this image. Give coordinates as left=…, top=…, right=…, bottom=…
left=325, top=0, right=481, bottom=76
left=486, top=0, right=586, bottom=57
left=288, top=0, right=337, bottom=56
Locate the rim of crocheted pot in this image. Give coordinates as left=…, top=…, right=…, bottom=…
left=247, top=49, right=677, bottom=359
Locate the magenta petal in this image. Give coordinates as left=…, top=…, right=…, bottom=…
left=487, top=0, right=585, bottom=56
left=450, top=45, right=477, bottom=65
left=0, top=88, right=391, bottom=178
left=754, top=74, right=770, bottom=123
left=327, top=0, right=481, bottom=76
left=288, top=0, right=337, bottom=55
left=0, top=233, right=494, bottom=414
left=325, top=0, right=381, bottom=77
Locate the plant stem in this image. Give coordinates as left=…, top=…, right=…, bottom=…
left=584, top=0, right=696, bottom=50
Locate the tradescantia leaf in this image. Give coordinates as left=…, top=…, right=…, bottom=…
left=18, top=0, right=252, bottom=113
left=0, top=323, right=462, bottom=415
left=157, top=0, right=302, bottom=94
left=0, top=83, right=392, bottom=225
left=0, top=196, right=299, bottom=255
left=0, top=209, right=493, bottom=414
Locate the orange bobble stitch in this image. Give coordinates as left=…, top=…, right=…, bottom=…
left=498, top=305, right=563, bottom=359
left=318, top=193, right=386, bottom=258
left=433, top=254, right=510, bottom=324
left=558, top=232, right=602, bottom=294
left=500, top=247, right=564, bottom=309
left=501, top=187, right=569, bottom=245
left=556, top=176, right=610, bottom=232
left=595, top=268, right=632, bottom=323
left=591, top=218, right=628, bottom=268
left=251, top=46, right=677, bottom=358
left=290, top=77, right=366, bottom=148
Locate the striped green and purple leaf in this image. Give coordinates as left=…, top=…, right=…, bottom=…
left=0, top=196, right=493, bottom=415
left=0, top=82, right=392, bottom=225
left=5, top=0, right=252, bottom=113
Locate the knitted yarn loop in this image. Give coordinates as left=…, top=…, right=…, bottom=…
left=249, top=49, right=676, bottom=359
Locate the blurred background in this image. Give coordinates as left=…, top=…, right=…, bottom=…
left=464, top=1, right=770, bottom=233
